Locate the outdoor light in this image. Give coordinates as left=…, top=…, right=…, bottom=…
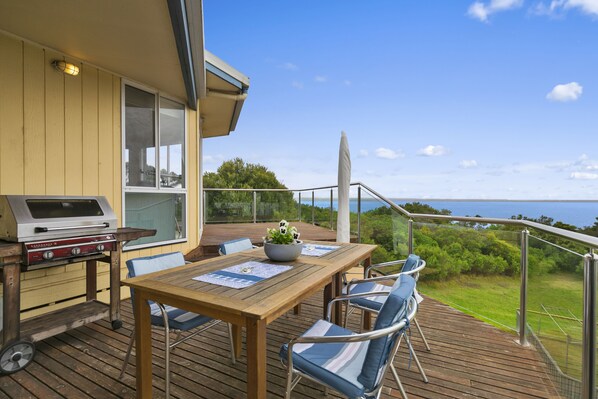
left=51, top=60, right=80, bottom=76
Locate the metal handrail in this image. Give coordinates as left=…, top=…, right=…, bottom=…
left=203, top=181, right=598, bottom=398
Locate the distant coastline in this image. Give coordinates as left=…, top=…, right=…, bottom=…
left=310, top=199, right=598, bottom=228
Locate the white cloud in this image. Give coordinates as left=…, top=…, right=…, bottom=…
left=314, top=75, right=328, bottom=83
left=291, top=81, right=304, bottom=90
left=571, top=172, right=598, bottom=180
left=280, top=62, right=298, bottom=71
left=540, top=0, right=598, bottom=16
left=467, top=0, right=523, bottom=21
left=459, top=159, right=478, bottom=168
left=358, top=149, right=369, bottom=157
left=547, top=82, right=583, bottom=102
left=418, top=145, right=449, bottom=157
left=375, top=147, right=404, bottom=160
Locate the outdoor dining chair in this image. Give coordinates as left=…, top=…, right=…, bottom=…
left=218, top=237, right=257, bottom=255
left=119, top=252, right=236, bottom=399
left=345, top=254, right=431, bottom=352
left=280, top=274, right=420, bottom=399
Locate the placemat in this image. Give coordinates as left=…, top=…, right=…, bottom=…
left=301, top=244, right=340, bottom=257
left=193, top=261, right=292, bottom=289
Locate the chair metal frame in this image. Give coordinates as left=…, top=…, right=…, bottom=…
left=119, top=264, right=236, bottom=399
left=345, top=258, right=431, bottom=352
left=281, top=294, right=420, bottom=399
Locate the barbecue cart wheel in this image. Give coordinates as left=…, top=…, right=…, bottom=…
left=111, top=319, right=123, bottom=330
left=0, top=341, right=35, bottom=374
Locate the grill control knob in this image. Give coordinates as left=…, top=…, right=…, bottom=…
left=42, top=251, right=54, bottom=260
left=96, top=244, right=105, bottom=252
left=71, top=247, right=81, bottom=256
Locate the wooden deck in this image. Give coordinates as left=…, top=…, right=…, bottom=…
left=187, top=222, right=344, bottom=260
left=0, top=291, right=559, bottom=399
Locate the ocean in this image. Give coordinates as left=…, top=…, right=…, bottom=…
left=309, top=199, right=598, bottom=228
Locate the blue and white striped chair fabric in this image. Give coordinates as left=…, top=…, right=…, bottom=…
left=346, top=254, right=431, bottom=352
left=280, top=275, right=417, bottom=399
left=119, top=252, right=236, bottom=399
left=218, top=237, right=257, bottom=255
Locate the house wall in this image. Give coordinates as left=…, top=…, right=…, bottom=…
left=0, top=32, right=201, bottom=319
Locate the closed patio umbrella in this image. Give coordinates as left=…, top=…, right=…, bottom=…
left=337, top=131, right=351, bottom=243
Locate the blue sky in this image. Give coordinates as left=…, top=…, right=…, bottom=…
left=202, top=0, right=598, bottom=200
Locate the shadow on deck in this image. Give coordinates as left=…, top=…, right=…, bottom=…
left=187, top=222, right=348, bottom=260
left=0, top=291, right=559, bottom=398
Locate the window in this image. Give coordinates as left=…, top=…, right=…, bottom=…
left=123, top=84, right=187, bottom=248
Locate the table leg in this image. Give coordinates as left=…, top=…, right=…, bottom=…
left=232, top=324, right=242, bottom=359
left=134, top=292, right=153, bottom=398
left=246, top=318, right=267, bottom=399
left=293, top=304, right=301, bottom=315
left=362, top=257, right=372, bottom=330
left=86, top=260, right=97, bottom=301
left=2, top=263, right=20, bottom=344
left=110, top=250, right=121, bottom=328
left=323, top=282, right=332, bottom=320
left=332, top=272, right=343, bottom=324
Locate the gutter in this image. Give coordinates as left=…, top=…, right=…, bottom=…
left=167, top=0, right=199, bottom=109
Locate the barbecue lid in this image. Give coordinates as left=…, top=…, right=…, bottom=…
left=0, top=195, right=118, bottom=242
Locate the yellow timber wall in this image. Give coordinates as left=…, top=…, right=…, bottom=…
left=0, top=32, right=201, bottom=319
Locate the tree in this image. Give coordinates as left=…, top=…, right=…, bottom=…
left=203, top=158, right=296, bottom=222
left=204, top=158, right=287, bottom=189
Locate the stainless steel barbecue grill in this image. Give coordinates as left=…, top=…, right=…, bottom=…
left=0, top=196, right=118, bottom=268
left=0, top=196, right=154, bottom=374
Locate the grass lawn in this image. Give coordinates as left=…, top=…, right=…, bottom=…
left=419, top=272, right=585, bottom=378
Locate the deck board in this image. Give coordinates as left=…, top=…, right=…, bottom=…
left=0, top=292, right=559, bottom=399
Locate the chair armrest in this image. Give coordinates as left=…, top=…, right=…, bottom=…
left=366, top=259, right=426, bottom=280
left=345, top=275, right=401, bottom=298
left=285, top=318, right=409, bottom=371
left=365, top=259, right=407, bottom=277
left=325, top=291, right=391, bottom=321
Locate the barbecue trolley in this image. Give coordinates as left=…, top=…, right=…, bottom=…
left=0, top=195, right=155, bottom=374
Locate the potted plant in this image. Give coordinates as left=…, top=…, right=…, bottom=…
left=263, top=220, right=303, bottom=262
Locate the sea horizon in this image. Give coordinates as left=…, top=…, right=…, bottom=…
left=309, top=198, right=598, bottom=229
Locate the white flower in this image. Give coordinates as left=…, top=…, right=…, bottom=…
left=280, top=227, right=287, bottom=234
left=279, top=220, right=289, bottom=228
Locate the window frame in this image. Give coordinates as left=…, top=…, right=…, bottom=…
left=121, top=80, right=189, bottom=250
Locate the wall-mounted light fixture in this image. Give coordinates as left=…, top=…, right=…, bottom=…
left=51, top=60, right=80, bottom=76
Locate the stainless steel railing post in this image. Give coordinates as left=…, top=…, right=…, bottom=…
left=329, top=189, right=334, bottom=230
left=519, top=228, right=529, bottom=346
left=298, top=192, right=302, bottom=222
left=408, top=219, right=414, bottom=254
left=582, top=250, right=597, bottom=399
left=357, top=186, right=362, bottom=243
left=203, top=191, right=207, bottom=225
left=253, top=191, right=257, bottom=223
left=311, top=191, right=315, bottom=225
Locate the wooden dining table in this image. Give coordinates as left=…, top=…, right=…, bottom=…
left=122, top=241, right=376, bottom=399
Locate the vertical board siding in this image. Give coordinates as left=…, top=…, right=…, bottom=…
left=23, top=43, right=46, bottom=194
left=0, top=32, right=200, bottom=318
left=82, top=64, right=99, bottom=195
left=98, top=70, right=114, bottom=207
left=64, top=59, right=83, bottom=195
left=45, top=49, right=66, bottom=194
left=0, top=35, right=24, bottom=194
left=112, top=76, right=122, bottom=218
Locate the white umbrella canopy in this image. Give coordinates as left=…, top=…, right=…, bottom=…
left=336, top=131, right=351, bottom=243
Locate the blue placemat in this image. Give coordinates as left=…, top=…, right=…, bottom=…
left=193, top=261, right=292, bottom=289
left=301, top=244, right=340, bottom=257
